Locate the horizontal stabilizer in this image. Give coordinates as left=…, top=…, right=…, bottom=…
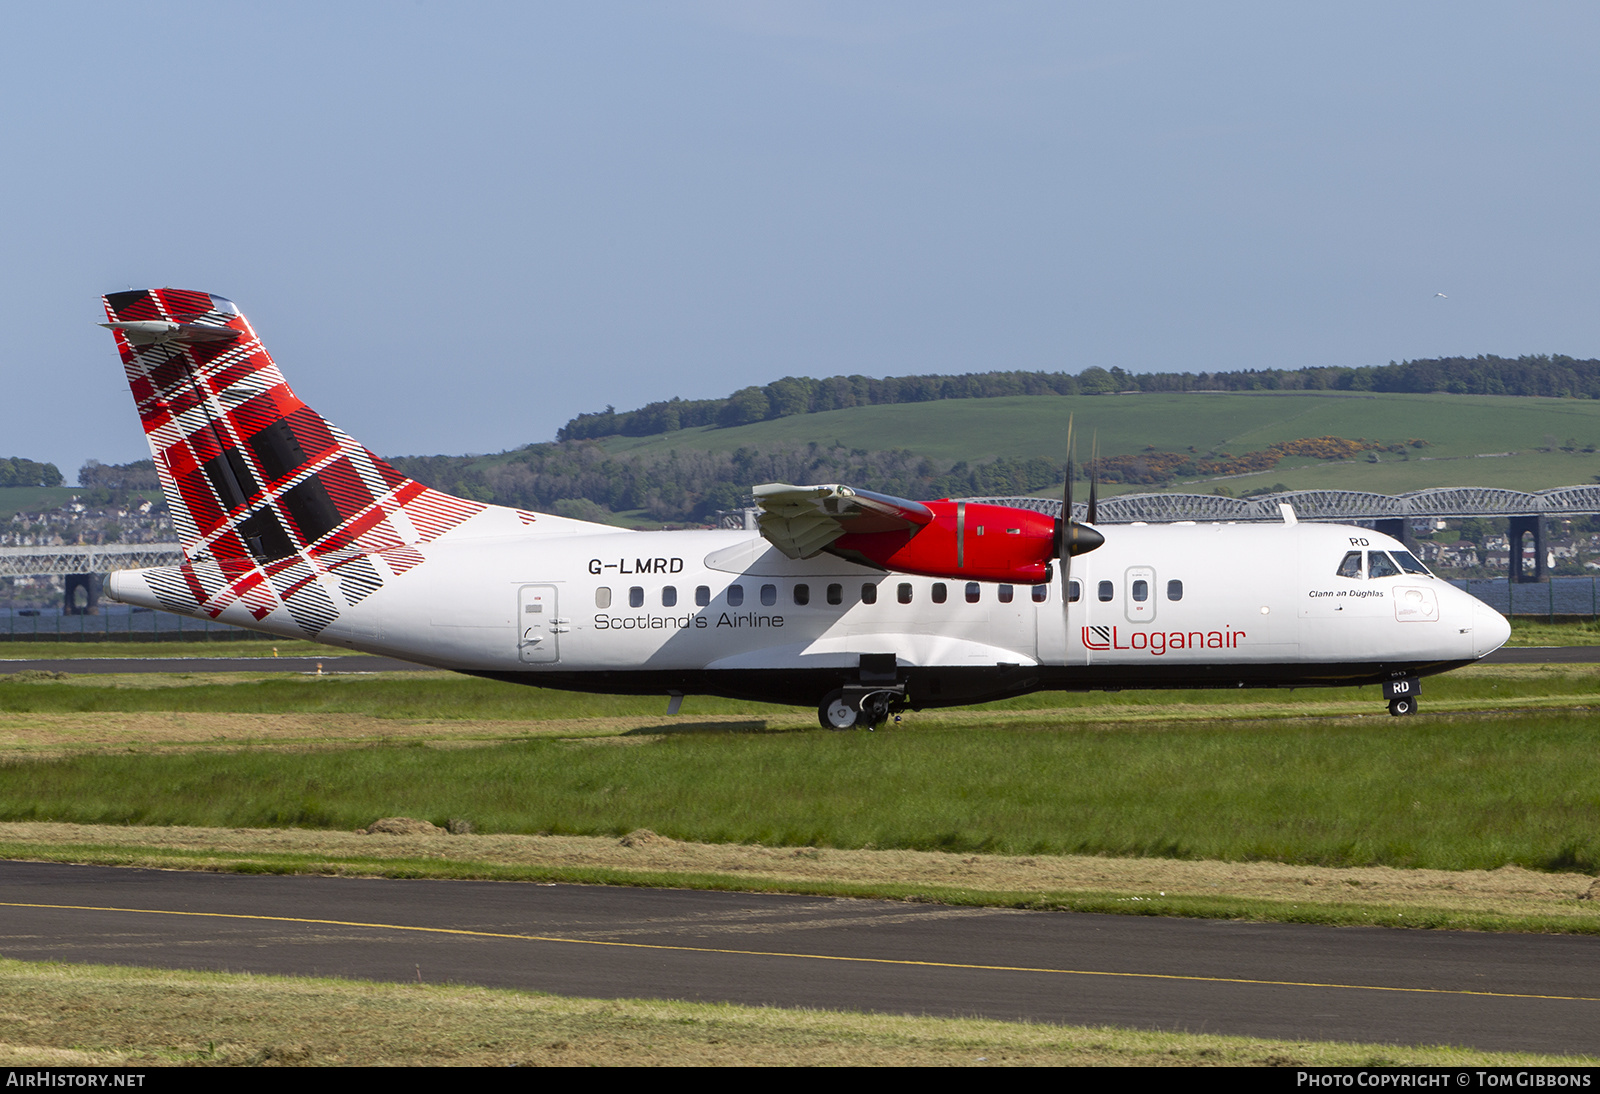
left=100, top=320, right=243, bottom=346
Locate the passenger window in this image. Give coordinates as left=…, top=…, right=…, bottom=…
left=965, top=582, right=980, bottom=604
left=728, top=584, right=744, bottom=607
left=1097, top=580, right=1114, bottom=602
left=827, top=583, right=843, bottom=606
left=1067, top=580, right=1080, bottom=603
left=998, top=584, right=1014, bottom=604
left=794, top=584, right=810, bottom=606
left=629, top=587, right=644, bottom=608
left=1167, top=579, right=1183, bottom=601
left=695, top=586, right=710, bottom=606
left=862, top=583, right=878, bottom=605
left=932, top=582, right=947, bottom=604
left=595, top=587, right=611, bottom=609
left=1032, top=584, right=1048, bottom=603
left=1368, top=552, right=1401, bottom=579
left=761, top=584, right=778, bottom=606
left=662, top=586, right=677, bottom=608
left=898, top=583, right=913, bottom=604
left=1132, top=579, right=1149, bottom=602
left=1337, top=552, right=1363, bottom=579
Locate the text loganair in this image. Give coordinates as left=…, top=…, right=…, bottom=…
left=1082, top=626, right=1246, bottom=655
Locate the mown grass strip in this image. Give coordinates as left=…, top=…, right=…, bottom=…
left=0, top=957, right=1587, bottom=1066
left=1508, top=620, right=1600, bottom=646
left=1, top=661, right=1595, bottom=721
left=1, top=709, right=1598, bottom=873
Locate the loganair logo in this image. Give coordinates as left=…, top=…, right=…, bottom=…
left=1082, top=626, right=1246, bottom=655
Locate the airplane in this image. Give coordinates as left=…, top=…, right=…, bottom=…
left=99, top=288, right=1511, bottom=729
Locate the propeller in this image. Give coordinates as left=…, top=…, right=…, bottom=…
left=1053, top=418, right=1104, bottom=632
left=1087, top=432, right=1100, bottom=526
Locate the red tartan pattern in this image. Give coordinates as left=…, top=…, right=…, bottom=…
left=103, top=289, right=485, bottom=634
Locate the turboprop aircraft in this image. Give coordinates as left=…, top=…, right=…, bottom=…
left=100, top=288, right=1511, bottom=728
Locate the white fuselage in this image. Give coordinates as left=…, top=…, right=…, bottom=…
left=107, top=510, right=1510, bottom=710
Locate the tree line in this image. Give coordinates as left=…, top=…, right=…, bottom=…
left=556, top=355, right=1600, bottom=442
left=0, top=457, right=63, bottom=488
left=63, top=433, right=1416, bottom=527
left=388, top=444, right=1069, bottom=524
left=387, top=435, right=1399, bottom=524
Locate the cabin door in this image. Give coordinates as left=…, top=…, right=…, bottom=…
left=518, top=584, right=562, bottom=663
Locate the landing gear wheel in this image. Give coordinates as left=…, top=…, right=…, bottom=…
left=820, top=689, right=859, bottom=730
left=1388, top=697, right=1416, bottom=717
left=857, top=690, right=894, bottom=732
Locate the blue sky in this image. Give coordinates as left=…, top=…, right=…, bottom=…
left=4, top=2, right=1597, bottom=479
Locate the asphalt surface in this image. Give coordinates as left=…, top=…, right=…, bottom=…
left=0, top=862, right=1595, bottom=1054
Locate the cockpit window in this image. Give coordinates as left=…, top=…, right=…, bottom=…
left=1391, top=550, right=1432, bottom=576
left=1367, top=551, right=1401, bottom=579
left=1337, top=551, right=1363, bottom=579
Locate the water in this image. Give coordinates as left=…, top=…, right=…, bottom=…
left=0, top=602, right=252, bottom=638
left=1452, top=577, right=1600, bottom=618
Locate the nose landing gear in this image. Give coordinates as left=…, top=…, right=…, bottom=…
left=1384, top=677, right=1419, bottom=717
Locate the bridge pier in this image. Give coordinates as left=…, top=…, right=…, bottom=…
left=1373, top=518, right=1413, bottom=552
left=1508, top=515, right=1546, bottom=583
left=63, top=573, right=99, bottom=615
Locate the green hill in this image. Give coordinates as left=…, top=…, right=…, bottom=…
left=593, top=391, right=1600, bottom=498
left=0, top=486, right=79, bottom=522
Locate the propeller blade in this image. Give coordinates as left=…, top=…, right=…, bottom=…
left=1061, top=418, right=1074, bottom=633
left=1087, top=434, right=1100, bottom=526
left=1064, top=414, right=1075, bottom=519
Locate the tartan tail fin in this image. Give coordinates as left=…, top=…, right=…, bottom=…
left=100, top=288, right=486, bottom=636
left=101, top=288, right=483, bottom=566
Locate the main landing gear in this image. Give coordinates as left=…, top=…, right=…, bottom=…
left=819, top=654, right=908, bottom=731
left=819, top=687, right=906, bottom=731
left=1384, top=677, right=1419, bottom=717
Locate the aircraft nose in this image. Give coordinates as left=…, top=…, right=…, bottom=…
left=1471, top=596, right=1512, bottom=658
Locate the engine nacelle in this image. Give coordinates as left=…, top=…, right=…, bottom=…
left=832, top=501, right=1060, bottom=584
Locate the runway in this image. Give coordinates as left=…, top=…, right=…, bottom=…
left=0, top=861, right=1595, bottom=1055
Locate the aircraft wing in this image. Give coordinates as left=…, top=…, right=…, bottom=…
left=752, top=483, right=934, bottom=559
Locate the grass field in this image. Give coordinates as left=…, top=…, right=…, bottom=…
left=0, top=485, right=77, bottom=521
left=2, top=706, right=1596, bottom=874
left=1, top=664, right=1598, bottom=883
left=591, top=390, right=1600, bottom=495
left=1, top=959, right=1583, bottom=1067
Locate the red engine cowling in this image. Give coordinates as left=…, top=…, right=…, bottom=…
left=832, top=501, right=1059, bottom=584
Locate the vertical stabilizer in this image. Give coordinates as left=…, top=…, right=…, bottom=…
left=102, top=288, right=489, bottom=635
